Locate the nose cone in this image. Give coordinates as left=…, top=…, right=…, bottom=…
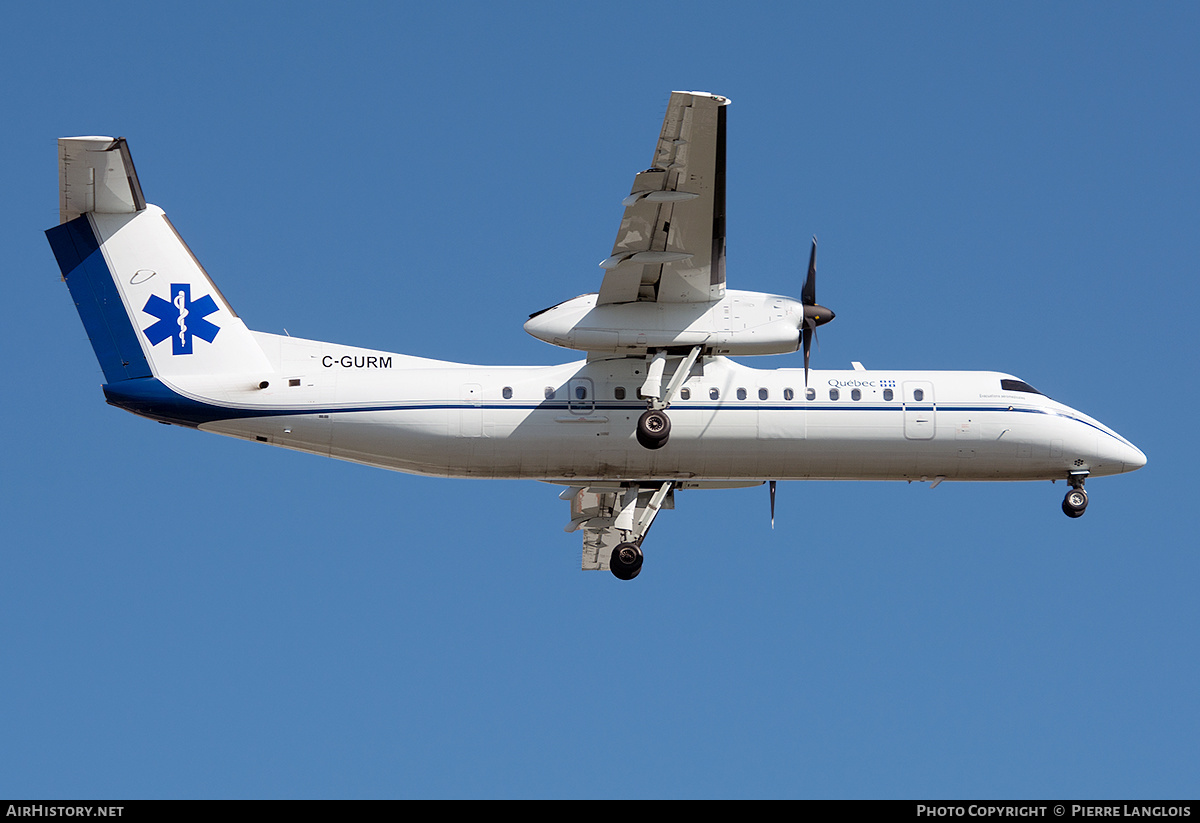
left=1058, top=401, right=1146, bottom=477
left=1122, top=441, right=1148, bottom=473
left=1095, top=431, right=1147, bottom=475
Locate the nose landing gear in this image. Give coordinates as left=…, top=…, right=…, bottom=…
left=1062, top=472, right=1089, bottom=518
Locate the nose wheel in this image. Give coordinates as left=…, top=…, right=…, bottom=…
left=1062, top=473, right=1089, bottom=518
left=1062, top=488, right=1088, bottom=518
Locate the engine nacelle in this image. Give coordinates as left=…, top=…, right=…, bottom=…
left=524, top=290, right=805, bottom=356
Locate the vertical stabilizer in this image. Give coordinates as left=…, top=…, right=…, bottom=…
left=47, top=137, right=272, bottom=386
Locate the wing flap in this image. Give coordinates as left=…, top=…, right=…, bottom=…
left=598, top=92, right=729, bottom=305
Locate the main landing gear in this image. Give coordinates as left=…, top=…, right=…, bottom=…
left=635, top=347, right=701, bottom=451
left=636, top=410, right=671, bottom=450
left=1062, top=472, right=1089, bottom=518
left=610, top=542, right=644, bottom=580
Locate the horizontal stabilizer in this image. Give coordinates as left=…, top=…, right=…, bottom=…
left=58, top=136, right=146, bottom=224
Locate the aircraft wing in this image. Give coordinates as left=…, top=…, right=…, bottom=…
left=597, top=91, right=730, bottom=305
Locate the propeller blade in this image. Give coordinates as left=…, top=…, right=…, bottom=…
left=802, top=324, right=813, bottom=386
left=799, top=235, right=833, bottom=386
left=801, top=237, right=817, bottom=306
left=769, top=480, right=776, bottom=529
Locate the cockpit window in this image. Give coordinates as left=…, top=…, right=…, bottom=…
left=1001, top=379, right=1044, bottom=395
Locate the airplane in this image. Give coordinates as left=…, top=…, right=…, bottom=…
left=46, top=91, right=1146, bottom=580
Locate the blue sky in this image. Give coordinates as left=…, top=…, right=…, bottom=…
left=2, top=1, right=1197, bottom=799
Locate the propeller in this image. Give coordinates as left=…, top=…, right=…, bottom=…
left=800, top=236, right=835, bottom=385
left=769, top=480, right=776, bottom=529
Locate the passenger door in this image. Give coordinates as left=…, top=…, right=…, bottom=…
left=903, top=381, right=935, bottom=440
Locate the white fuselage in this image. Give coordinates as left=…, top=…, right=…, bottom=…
left=179, top=333, right=1145, bottom=484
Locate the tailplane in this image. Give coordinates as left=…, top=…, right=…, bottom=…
left=46, top=137, right=271, bottom=386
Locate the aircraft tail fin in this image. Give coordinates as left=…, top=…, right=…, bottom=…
left=46, top=137, right=271, bottom=385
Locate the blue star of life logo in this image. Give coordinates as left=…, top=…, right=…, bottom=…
left=142, top=283, right=220, bottom=355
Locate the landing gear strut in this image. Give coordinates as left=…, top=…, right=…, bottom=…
left=634, top=346, right=701, bottom=451
left=572, top=482, right=672, bottom=581
left=1062, top=473, right=1089, bottom=518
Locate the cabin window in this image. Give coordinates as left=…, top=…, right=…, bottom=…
left=614, top=386, right=626, bottom=400
left=805, top=388, right=816, bottom=401
left=544, top=387, right=556, bottom=400
left=883, top=388, right=893, bottom=401
left=913, top=388, right=924, bottom=402
left=783, top=388, right=794, bottom=401
left=502, top=386, right=513, bottom=399
left=829, top=388, right=840, bottom=401
left=575, top=385, right=587, bottom=400
left=737, top=388, right=747, bottom=400
left=680, top=387, right=690, bottom=400
left=758, top=388, right=769, bottom=400
left=710, top=387, right=720, bottom=400
left=851, top=389, right=861, bottom=401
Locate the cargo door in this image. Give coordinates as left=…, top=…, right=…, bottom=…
left=461, top=383, right=483, bottom=437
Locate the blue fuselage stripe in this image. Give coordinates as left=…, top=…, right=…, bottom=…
left=102, top=378, right=1117, bottom=440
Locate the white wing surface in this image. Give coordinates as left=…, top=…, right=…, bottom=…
left=597, top=91, right=730, bottom=305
